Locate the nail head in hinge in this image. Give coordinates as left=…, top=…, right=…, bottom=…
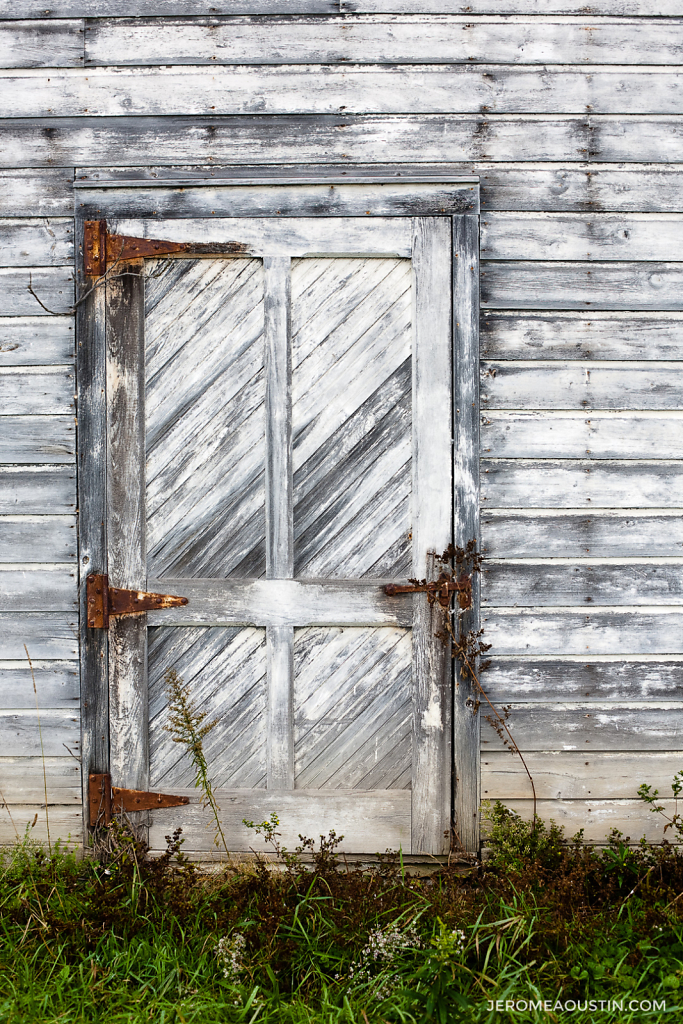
left=384, top=575, right=472, bottom=609
left=86, top=572, right=188, bottom=629
left=83, top=218, right=249, bottom=277
left=89, top=773, right=189, bottom=826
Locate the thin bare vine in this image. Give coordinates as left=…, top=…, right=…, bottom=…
left=27, top=239, right=130, bottom=316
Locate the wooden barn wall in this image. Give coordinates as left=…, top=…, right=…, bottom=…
left=1, top=0, right=682, bottom=847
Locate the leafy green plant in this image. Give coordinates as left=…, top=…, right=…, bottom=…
left=639, top=770, right=683, bottom=841
left=482, top=800, right=566, bottom=871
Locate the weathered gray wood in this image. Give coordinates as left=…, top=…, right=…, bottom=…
left=482, top=364, right=683, bottom=411
left=84, top=17, right=683, bottom=66
left=0, top=467, right=75, bottom=514
left=148, top=788, right=411, bottom=854
left=113, top=216, right=412, bottom=256
left=478, top=166, right=683, bottom=213
left=453, top=213, right=480, bottom=854
left=0, top=268, right=73, bottom=315
left=481, top=705, right=683, bottom=752
left=1, top=1, right=337, bottom=13
left=0, top=662, right=78, bottom=709
left=267, top=625, right=294, bottom=789
left=481, top=312, right=683, bottom=361
left=483, top=608, right=683, bottom=655
left=0, top=368, right=74, bottom=414
left=7, top=116, right=683, bottom=168
left=483, top=562, right=683, bottom=607
left=482, top=262, right=683, bottom=311
left=0, top=416, right=74, bottom=463
left=0, top=757, right=80, bottom=802
left=483, top=213, right=683, bottom=261
left=482, top=751, right=683, bottom=801
left=0, top=170, right=73, bottom=218
left=0, top=515, right=76, bottom=562
left=487, top=799, right=676, bottom=844
left=482, top=459, right=683, bottom=508
left=106, top=261, right=147, bottom=793
left=482, top=657, right=683, bottom=702
left=264, top=257, right=293, bottom=580
left=482, top=511, right=683, bottom=558
left=0, top=317, right=74, bottom=365
left=348, top=1, right=683, bottom=11
left=412, top=219, right=452, bottom=856
left=74, top=163, right=478, bottom=185
left=0, top=20, right=84, bottom=68
left=0, top=806, right=82, bottom=847
left=482, top=412, right=683, bottom=459
left=0, top=568, right=76, bottom=612
left=147, top=578, right=412, bottom=627
left=0, top=219, right=73, bottom=267
left=0, top=614, right=78, bottom=660
left=11, top=66, right=683, bottom=118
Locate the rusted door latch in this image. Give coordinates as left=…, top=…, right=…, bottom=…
left=86, top=573, right=188, bottom=629
left=83, top=219, right=248, bottom=276
left=89, top=773, right=189, bottom=826
left=384, top=573, right=472, bottom=609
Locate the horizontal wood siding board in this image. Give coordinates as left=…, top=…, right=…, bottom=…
left=0, top=220, right=73, bottom=267
left=6, top=117, right=683, bottom=167
left=483, top=608, right=683, bottom=655
left=482, top=751, right=683, bottom=800
left=482, top=262, right=683, bottom=310
left=0, top=170, right=73, bottom=218
left=482, top=658, right=683, bottom=702
left=0, top=613, right=79, bottom=659
left=2, top=2, right=680, bottom=14
left=7, top=66, right=683, bottom=118
left=347, top=1, right=683, bottom=12
left=0, top=515, right=76, bottom=562
left=0, top=20, right=84, bottom=69
left=0, top=369, right=75, bottom=415
left=148, top=789, right=411, bottom=853
left=0, top=663, right=79, bottom=708
left=83, top=17, right=683, bottom=67
left=480, top=706, right=683, bottom=752
left=482, top=511, right=683, bottom=558
left=0, top=806, right=81, bottom=846
left=0, top=467, right=75, bottom=514
left=481, top=312, right=683, bottom=360
left=0, top=269, right=74, bottom=316
left=0, top=757, right=80, bottom=802
left=481, top=460, right=683, bottom=508
left=485, top=799, right=676, bottom=844
left=0, top=317, right=74, bottom=366
left=482, top=363, right=683, bottom=410
left=0, top=569, right=77, bottom=612
left=0, top=416, right=74, bottom=463
left=482, top=563, right=683, bottom=607
left=481, top=412, right=683, bottom=459
left=0, top=708, right=80, bottom=756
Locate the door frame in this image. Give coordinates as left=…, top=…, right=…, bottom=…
left=74, top=167, right=481, bottom=851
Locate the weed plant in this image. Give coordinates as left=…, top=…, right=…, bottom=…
left=1, top=802, right=683, bottom=1023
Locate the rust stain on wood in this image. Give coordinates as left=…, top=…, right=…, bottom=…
left=83, top=218, right=248, bottom=276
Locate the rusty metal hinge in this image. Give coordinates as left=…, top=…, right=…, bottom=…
left=384, top=574, right=472, bottom=609
left=89, top=773, right=189, bottom=826
left=83, top=219, right=248, bottom=277
left=86, top=573, right=188, bottom=629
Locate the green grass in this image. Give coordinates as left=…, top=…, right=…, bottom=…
left=1, top=809, right=683, bottom=1023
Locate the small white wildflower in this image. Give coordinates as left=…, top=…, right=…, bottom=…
left=216, top=932, right=247, bottom=982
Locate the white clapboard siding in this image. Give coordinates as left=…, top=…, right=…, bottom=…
left=0, top=567, right=77, bottom=612
left=0, top=269, right=74, bottom=316
left=482, top=751, right=683, bottom=800
left=483, top=608, right=683, bottom=655
left=0, top=20, right=84, bottom=69
left=0, top=368, right=75, bottom=414
left=480, top=705, right=683, bottom=751
left=6, top=66, right=683, bottom=118
left=485, top=800, right=675, bottom=844
left=0, top=318, right=74, bottom=365
left=0, top=613, right=79, bottom=660
left=482, top=363, right=683, bottom=409
left=0, top=417, right=74, bottom=463
left=481, top=262, right=683, bottom=310
left=0, top=806, right=82, bottom=846
left=482, top=213, right=683, bottom=261
left=0, top=467, right=75, bottom=514
left=0, top=219, right=73, bottom=266
left=482, top=562, right=683, bottom=607
left=6, top=117, right=683, bottom=168
left=481, top=312, right=683, bottom=361
left=0, top=662, right=79, bottom=708
left=83, top=17, right=683, bottom=66
left=482, top=460, right=683, bottom=508
left=481, top=411, right=683, bottom=459
left=0, top=708, right=80, bottom=756
left=3, top=1, right=681, bottom=15
left=0, top=170, right=73, bottom=217
left=482, top=511, right=683, bottom=558
left=0, top=757, right=80, bottom=802
left=482, top=657, right=683, bottom=702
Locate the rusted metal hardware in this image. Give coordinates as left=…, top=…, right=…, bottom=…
left=86, top=573, right=188, bottom=629
left=83, top=219, right=248, bottom=276
left=89, top=773, right=189, bottom=826
left=384, top=573, right=472, bottom=609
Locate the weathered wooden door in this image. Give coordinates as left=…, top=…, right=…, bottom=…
left=79, top=181, right=479, bottom=856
